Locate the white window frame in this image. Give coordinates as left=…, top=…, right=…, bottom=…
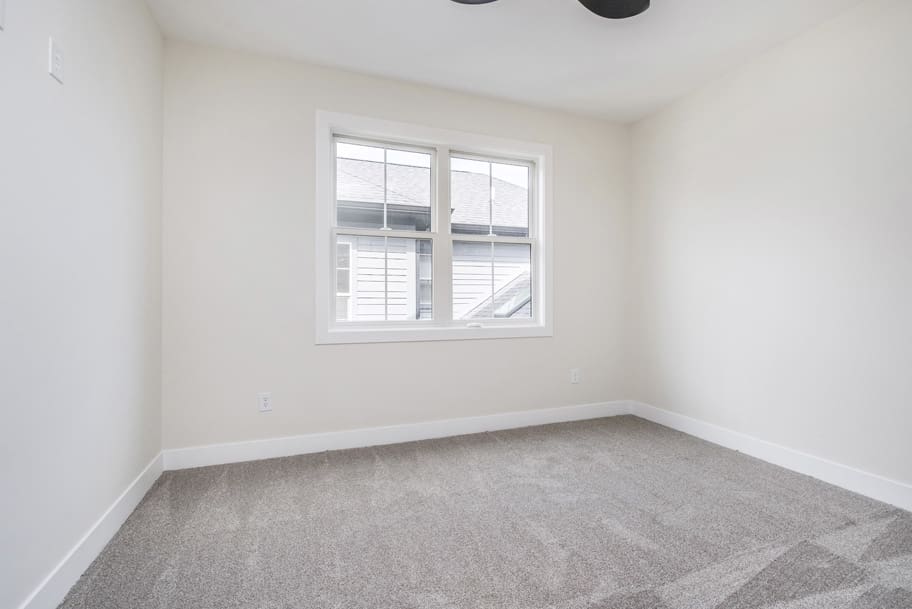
left=315, top=111, right=553, bottom=345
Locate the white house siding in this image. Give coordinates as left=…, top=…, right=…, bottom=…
left=337, top=238, right=530, bottom=322
left=338, top=236, right=420, bottom=321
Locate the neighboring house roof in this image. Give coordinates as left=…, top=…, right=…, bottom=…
left=337, top=158, right=529, bottom=230
left=464, top=271, right=533, bottom=320
left=337, top=158, right=431, bottom=207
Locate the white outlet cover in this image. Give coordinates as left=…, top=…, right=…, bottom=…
left=257, top=392, right=273, bottom=413
left=49, top=37, right=64, bottom=83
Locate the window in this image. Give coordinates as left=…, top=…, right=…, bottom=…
left=316, top=112, right=552, bottom=344
left=335, top=242, right=351, bottom=321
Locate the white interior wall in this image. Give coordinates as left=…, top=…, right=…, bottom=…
left=630, top=0, right=912, bottom=485
left=161, top=41, right=631, bottom=451
left=0, top=2, right=163, bottom=608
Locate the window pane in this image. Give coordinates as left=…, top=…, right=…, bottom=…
left=336, top=243, right=350, bottom=269
left=493, top=243, right=532, bottom=318
left=336, top=269, right=350, bottom=294
left=451, top=158, right=491, bottom=235
left=451, top=157, right=530, bottom=237
left=336, top=140, right=431, bottom=231
left=335, top=296, right=350, bottom=322
left=492, top=162, right=530, bottom=237
left=335, top=235, right=433, bottom=322
left=452, top=241, right=532, bottom=320
left=387, top=149, right=431, bottom=168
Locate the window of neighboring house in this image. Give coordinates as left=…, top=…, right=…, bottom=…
left=316, top=112, right=552, bottom=344
left=335, top=242, right=351, bottom=321
left=417, top=239, right=433, bottom=320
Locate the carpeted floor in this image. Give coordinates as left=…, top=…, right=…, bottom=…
left=59, top=416, right=912, bottom=609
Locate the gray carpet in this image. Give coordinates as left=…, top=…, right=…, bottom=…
left=59, top=416, right=912, bottom=609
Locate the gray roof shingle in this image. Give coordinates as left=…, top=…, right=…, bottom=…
left=337, top=158, right=529, bottom=230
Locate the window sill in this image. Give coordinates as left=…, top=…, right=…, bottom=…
left=316, top=323, right=553, bottom=345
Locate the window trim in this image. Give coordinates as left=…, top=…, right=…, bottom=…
left=315, top=111, right=553, bottom=345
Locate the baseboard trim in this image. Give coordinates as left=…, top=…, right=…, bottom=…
left=163, top=401, right=632, bottom=470
left=17, top=452, right=164, bottom=609
left=629, top=401, right=912, bottom=513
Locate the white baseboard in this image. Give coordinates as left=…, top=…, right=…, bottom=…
left=162, top=401, right=912, bottom=513
left=17, top=452, right=164, bottom=609
left=163, top=401, right=632, bottom=470
left=629, top=401, right=912, bottom=513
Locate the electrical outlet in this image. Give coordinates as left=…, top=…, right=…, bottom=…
left=48, top=37, right=64, bottom=83
left=570, top=368, right=582, bottom=384
left=257, top=392, right=273, bottom=413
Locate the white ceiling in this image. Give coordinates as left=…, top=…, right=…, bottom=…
left=145, top=0, right=862, bottom=122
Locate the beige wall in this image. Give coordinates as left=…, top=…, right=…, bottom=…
left=161, top=41, right=631, bottom=450
left=0, top=1, right=163, bottom=608
left=630, top=0, right=912, bottom=484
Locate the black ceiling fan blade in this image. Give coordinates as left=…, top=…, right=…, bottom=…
left=577, top=0, right=650, bottom=19
left=449, top=0, right=650, bottom=19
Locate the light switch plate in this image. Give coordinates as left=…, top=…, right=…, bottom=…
left=49, top=37, right=64, bottom=83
